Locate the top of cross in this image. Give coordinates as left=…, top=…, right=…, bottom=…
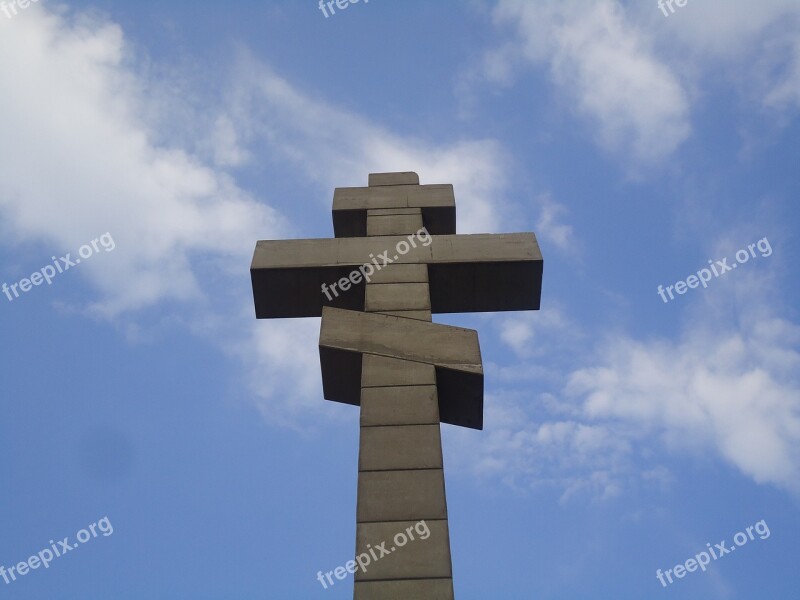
left=251, top=172, right=543, bottom=319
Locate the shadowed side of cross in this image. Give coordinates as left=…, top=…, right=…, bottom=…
left=251, top=172, right=543, bottom=430
left=251, top=172, right=542, bottom=598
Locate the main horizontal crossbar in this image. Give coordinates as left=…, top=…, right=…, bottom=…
left=251, top=233, right=543, bottom=318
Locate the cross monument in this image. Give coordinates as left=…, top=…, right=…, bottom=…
left=250, top=172, right=543, bottom=599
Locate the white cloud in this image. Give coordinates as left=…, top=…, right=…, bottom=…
left=758, top=33, right=800, bottom=111
left=448, top=308, right=638, bottom=502
left=498, top=306, right=579, bottom=359
left=452, top=306, right=800, bottom=498
left=535, top=194, right=577, bottom=255
left=208, top=115, right=251, bottom=168
left=446, top=392, right=636, bottom=502
left=238, top=317, right=354, bottom=432
left=644, top=0, right=800, bottom=113
left=499, top=317, right=534, bottom=357
left=566, top=314, right=800, bottom=494
left=0, top=6, right=520, bottom=428
left=650, top=0, right=800, bottom=59
left=221, top=55, right=512, bottom=234
left=488, top=0, right=691, bottom=167
left=478, top=0, right=800, bottom=169
left=0, top=8, right=285, bottom=316
left=452, top=231, right=800, bottom=498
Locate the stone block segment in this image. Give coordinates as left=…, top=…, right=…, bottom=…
left=367, top=213, right=424, bottom=236
left=369, top=172, right=420, bottom=187
left=354, top=520, right=452, bottom=581
left=365, top=283, right=431, bottom=311
left=360, top=385, right=439, bottom=427
left=354, top=579, right=455, bottom=600
left=320, top=308, right=481, bottom=374
left=368, top=264, right=428, bottom=284
left=359, top=425, right=443, bottom=471
left=362, top=355, right=436, bottom=388
left=357, top=469, right=448, bottom=522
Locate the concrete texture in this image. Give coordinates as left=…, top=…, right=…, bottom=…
left=362, top=355, right=436, bottom=388
left=357, top=469, right=447, bottom=522
left=365, top=283, right=431, bottom=311
left=360, top=385, right=439, bottom=427
left=334, top=184, right=455, bottom=212
left=368, top=263, right=428, bottom=284
left=354, top=579, right=455, bottom=600
left=354, top=520, right=452, bottom=581
left=252, top=232, right=541, bottom=271
left=359, top=424, right=443, bottom=471
left=368, top=172, right=420, bottom=187
left=367, top=213, right=424, bottom=236
left=319, top=307, right=481, bottom=374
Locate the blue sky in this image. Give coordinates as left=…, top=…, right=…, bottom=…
left=1, top=1, right=799, bottom=598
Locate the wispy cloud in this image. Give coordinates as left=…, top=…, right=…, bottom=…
left=475, top=0, right=800, bottom=172
left=450, top=233, right=800, bottom=498
left=486, top=0, right=691, bottom=168
left=0, top=6, right=519, bottom=427
left=535, top=194, right=577, bottom=256
left=220, top=54, right=513, bottom=234
left=0, top=8, right=286, bottom=316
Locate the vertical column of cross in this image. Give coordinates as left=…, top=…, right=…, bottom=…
left=352, top=197, right=455, bottom=598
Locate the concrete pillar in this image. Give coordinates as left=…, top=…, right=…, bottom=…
left=353, top=206, right=455, bottom=599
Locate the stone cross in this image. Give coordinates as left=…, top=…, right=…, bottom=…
left=251, top=172, right=543, bottom=599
